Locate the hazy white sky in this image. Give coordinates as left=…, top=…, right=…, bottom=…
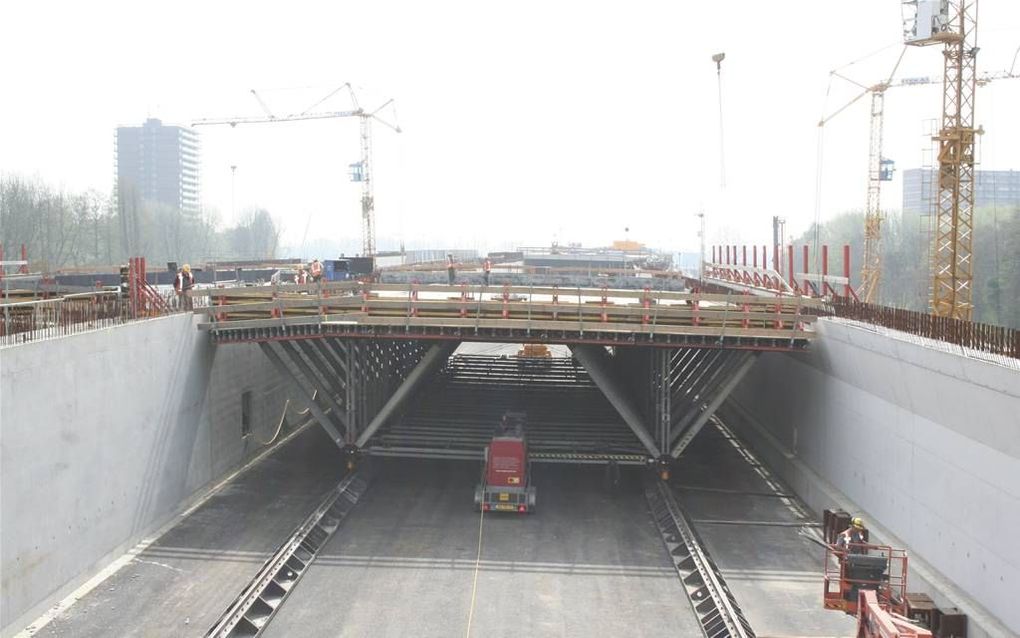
left=2, top=1, right=1019, bottom=255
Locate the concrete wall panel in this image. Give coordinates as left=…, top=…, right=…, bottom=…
left=0, top=315, right=293, bottom=633
left=729, top=318, right=1020, bottom=634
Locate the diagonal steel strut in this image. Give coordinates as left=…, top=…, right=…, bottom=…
left=670, top=352, right=758, bottom=459
left=260, top=342, right=345, bottom=448
left=355, top=342, right=458, bottom=448
left=569, top=344, right=661, bottom=458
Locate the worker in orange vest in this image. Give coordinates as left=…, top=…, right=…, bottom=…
left=309, top=259, right=323, bottom=283
left=483, top=257, right=492, bottom=286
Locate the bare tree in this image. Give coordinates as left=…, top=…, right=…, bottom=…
left=229, top=207, right=282, bottom=260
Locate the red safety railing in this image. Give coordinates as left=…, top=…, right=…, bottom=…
left=127, top=257, right=171, bottom=318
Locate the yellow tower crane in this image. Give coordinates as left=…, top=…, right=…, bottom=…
left=818, top=38, right=1014, bottom=307
left=818, top=49, right=906, bottom=304
left=902, top=0, right=979, bottom=320
left=193, top=84, right=400, bottom=257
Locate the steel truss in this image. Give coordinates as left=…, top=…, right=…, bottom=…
left=609, top=346, right=760, bottom=464
left=260, top=337, right=430, bottom=452
left=930, top=0, right=979, bottom=320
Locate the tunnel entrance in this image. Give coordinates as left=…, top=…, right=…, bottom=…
left=252, top=330, right=762, bottom=469
left=364, top=345, right=648, bottom=464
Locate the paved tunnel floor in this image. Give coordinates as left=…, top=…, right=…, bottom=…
left=28, top=416, right=857, bottom=637
left=672, top=419, right=857, bottom=637
left=262, top=459, right=700, bottom=638
left=32, top=425, right=346, bottom=638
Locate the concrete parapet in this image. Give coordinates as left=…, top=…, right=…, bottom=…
left=0, top=314, right=296, bottom=634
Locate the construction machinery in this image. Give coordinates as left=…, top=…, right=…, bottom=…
left=818, top=49, right=907, bottom=304
left=516, top=343, right=552, bottom=358
left=474, top=412, right=537, bottom=513
left=193, top=84, right=400, bottom=257
left=819, top=30, right=1014, bottom=307
left=823, top=536, right=932, bottom=637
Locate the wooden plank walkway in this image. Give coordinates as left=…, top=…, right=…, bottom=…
left=195, top=283, right=822, bottom=350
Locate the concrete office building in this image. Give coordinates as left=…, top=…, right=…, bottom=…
left=902, top=167, right=1020, bottom=215
left=115, top=118, right=201, bottom=215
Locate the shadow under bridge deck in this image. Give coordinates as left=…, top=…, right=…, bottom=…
left=365, top=352, right=649, bottom=464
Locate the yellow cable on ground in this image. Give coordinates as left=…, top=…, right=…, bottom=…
left=464, top=505, right=485, bottom=638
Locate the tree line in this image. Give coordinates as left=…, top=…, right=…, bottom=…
left=0, top=175, right=282, bottom=271
left=795, top=207, right=1020, bottom=329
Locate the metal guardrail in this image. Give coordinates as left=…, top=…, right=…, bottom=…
left=827, top=298, right=1020, bottom=363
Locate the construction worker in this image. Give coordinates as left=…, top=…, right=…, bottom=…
left=294, top=268, right=308, bottom=284
left=173, top=264, right=195, bottom=311
left=483, top=257, right=492, bottom=286
left=309, top=259, right=323, bottom=283
left=447, top=254, right=456, bottom=285
left=835, top=517, right=868, bottom=555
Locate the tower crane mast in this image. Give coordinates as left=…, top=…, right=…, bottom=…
left=903, top=0, right=979, bottom=320
left=193, top=83, right=400, bottom=257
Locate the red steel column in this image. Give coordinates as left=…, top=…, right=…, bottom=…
left=843, top=244, right=851, bottom=298
left=788, top=245, right=795, bottom=289
left=802, top=245, right=810, bottom=295
left=822, top=245, right=829, bottom=296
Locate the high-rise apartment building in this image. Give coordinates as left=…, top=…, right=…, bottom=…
left=115, top=118, right=200, bottom=215
left=902, top=168, right=1020, bottom=215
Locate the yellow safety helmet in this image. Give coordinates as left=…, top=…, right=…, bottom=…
left=851, top=517, right=864, bottom=529
left=182, top=264, right=191, bottom=273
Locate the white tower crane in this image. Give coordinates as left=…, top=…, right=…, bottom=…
left=193, top=84, right=400, bottom=257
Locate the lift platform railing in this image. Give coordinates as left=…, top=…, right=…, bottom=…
left=823, top=542, right=909, bottom=618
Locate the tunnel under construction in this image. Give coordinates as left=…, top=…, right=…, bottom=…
left=2, top=276, right=1018, bottom=638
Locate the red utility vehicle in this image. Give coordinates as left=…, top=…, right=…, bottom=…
left=474, top=412, right=537, bottom=513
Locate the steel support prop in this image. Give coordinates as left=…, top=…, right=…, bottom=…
left=670, top=352, right=758, bottom=458
left=298, top=340, right=346, bottom=392
left=569, top=344, right=661, bottom=458
left=279, top=341, right=350, bottom=437
left=260, top=342, right=345, bottom=448
left=354, top=342, right=458, bottom=448
left=670, top=350, right=744, bottom=439
left=670, top=350, right=727, bottom=421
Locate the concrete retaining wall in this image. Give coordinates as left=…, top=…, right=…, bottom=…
left=0, top=314, right=293, bottom=633
left=727, top=318, right=1020, bottom=636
